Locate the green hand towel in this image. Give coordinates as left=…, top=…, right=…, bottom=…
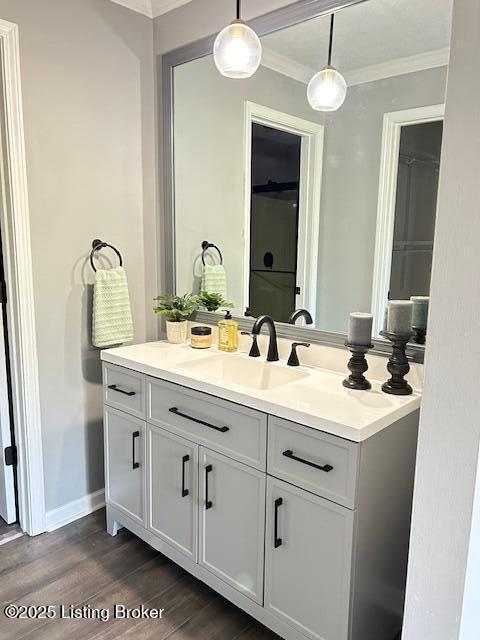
left=201, top=264, right=227, bottom=298
left=93, top=267, right=134, bottom=348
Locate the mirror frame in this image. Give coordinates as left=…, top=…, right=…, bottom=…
left=161, top=0, right=425, bottom=363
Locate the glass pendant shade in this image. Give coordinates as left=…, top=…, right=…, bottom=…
left=307, top=66, right=347, bottom=112
left=213, top=19, right=262, bottom=79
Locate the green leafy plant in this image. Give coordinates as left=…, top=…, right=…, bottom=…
left=153, top=293, right=199, bottom=322
left=198, top=291, right=234, bottom=312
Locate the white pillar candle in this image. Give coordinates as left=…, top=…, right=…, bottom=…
left=348, top=312, right=373, bottom=346
left=410, top=296, right=429, bottom=329
left=387, top=300, right=413, bottom=334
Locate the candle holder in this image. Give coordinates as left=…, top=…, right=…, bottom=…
left=343, top=343, right=373, bottom=391
left=380, top=330, right=414, bottom=395
left=412, top=326, right=426, bottom=345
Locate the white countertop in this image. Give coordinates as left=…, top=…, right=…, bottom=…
left=101, top=341, right=421, bottom=443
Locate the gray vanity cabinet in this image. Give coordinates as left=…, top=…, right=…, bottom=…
left=148, top=426, right=198, bottom=561
left=103, top=363, right=419, bottom=640
left=198, top=447, right=266, bottom=605
left=265, top=476, right=354, bottom=640
left=104, top=405, right=146, bottom=527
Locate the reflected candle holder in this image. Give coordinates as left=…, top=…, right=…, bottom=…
left=380, top=330, right=414, bottom=395
left=412, top=326, right=426, bottom=345
left=343, top=342, right=373, bottom=391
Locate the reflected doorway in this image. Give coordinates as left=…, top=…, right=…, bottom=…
left=249, top=124, right=301, bottom=322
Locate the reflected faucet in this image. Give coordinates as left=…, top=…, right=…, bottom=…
left=251, top=315, right=279, bottom=362
left=288, top=309, right=313, bottom=325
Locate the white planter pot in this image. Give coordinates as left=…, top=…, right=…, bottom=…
left=166, top=320, right=188, bottom=344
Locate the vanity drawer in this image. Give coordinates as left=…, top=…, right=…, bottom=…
left=267, top=416, right=359, bottom=509
left=147, top=378, right=267, bottom=470
left=103, top=363, right=146, bottom=419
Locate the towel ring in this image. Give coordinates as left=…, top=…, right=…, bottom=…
left=201, top=240, right=223, bottom=266
left=90, top=239, right=123, bottom=272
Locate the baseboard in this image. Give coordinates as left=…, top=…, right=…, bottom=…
left=46, top=489, right=105, bottom=532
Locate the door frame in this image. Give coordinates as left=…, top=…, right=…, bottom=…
left=0, top=19, right=46, bottom=535
left=242, top=101, right=324, bottom=322
left=371, top=103, right=445, bottom=336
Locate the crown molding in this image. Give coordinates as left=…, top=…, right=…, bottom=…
left=344, top=47, right=450, bottom=86
left=110, top=0, right=194, bottom=18
left=262, top=46, right=450, bottom=87
left=151, top=0, right=193, bottom=17
left=110, top=0, right=153, bottom=18
left=262, top=47, right=314, bottom=85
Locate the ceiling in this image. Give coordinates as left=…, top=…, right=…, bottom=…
left=263, top=0, right=453, bottom=76
left=110, top=0, right=193, bottom=19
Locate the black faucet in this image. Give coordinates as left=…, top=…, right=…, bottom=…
left=288, top=309, right=313, bottom=325
left=251, top=315, right=279, bottom=362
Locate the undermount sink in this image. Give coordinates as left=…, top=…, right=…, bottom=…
left=175, top=353, right=309, bottom=391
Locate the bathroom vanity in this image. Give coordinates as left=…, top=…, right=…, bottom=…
left=101, top=341, right=420, bottom=640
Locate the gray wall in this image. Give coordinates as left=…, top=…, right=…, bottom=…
left=154, top=0, right=300, bottom=298
left=173, top=54, right=322, bottom=313
left=402, top=0, right=480, bottom=637
left=317, top=67, right=446, bottom=333
left=0, top=0, right=156, bottom=512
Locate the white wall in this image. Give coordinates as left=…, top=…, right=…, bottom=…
left=402, top=0, right=480, bottom=637
left=459, top=441, right=480, bottom=638
left=0, top=0, right=156, bottom=513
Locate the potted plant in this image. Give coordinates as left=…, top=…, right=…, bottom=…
left=153, top=293, right=199, bottom=343
left=198, top=291, right=234, bottom=313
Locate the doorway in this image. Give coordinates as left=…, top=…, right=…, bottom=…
left=243, top=101, right=324, bottom=323
left=249, top=124, right=301, bottom=322
left=389, top=120, right=443, bottom=300
left=0, top=229, right=17, bottom=530
left=372, top=103, right=445, bottom=336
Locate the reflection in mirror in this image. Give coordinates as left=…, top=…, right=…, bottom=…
left=249, top=124, right=301, bottom=322
left=172, top=0, right=453, bottom=343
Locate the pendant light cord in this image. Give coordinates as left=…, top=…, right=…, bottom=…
left=327, top=13, right=334, bottom=66
left=236, top=0, right=241, bottom=20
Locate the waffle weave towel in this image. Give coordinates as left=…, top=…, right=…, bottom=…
left=92, top=267, right=134, bottom=348
left=201, top=264, right=227, bottom=298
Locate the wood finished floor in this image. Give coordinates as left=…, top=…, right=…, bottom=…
left=0, top=509, right=280, bottom=640
left=0, top=510, right=403, bottom=640
left=0, top=517, right=22, bottom=546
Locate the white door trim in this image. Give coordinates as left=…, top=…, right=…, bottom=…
left=0, top=19, right=46, bottom=535
left=371, top=103, right=445, bottom=336
left=242, top=101, right=324, bottom=322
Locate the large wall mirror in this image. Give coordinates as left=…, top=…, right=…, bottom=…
left=167, top=0, right=452, bottom=347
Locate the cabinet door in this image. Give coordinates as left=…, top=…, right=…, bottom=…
left=149, top=425, right=198, bottom=561
left=199, top=448, right=265, bottom=604
left=104, top=406, right=146, bottom=525
left=265, top=477, right=354, bottom=640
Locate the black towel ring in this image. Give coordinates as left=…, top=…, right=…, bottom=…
left=201, top=240, right=223, bottom=266
left=90, top=239, right=123, bottom=272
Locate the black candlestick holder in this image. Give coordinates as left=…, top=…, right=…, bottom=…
left=412, top=326, right=426, bottom=345
left=343, top=343, right=373, bottom=391
left=380, top=330, right=414, bottom=395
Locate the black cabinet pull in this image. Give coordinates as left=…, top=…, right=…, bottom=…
left=282, top=449, right=333, bottom=473
left=274, top=497, right=283, bottom=548
left=182, top=454, right=190, bottom=498
left=132, top=431, right=140, bottom=470
left=108, top=384, right=136, bottom=397
left=205, top=464, right=213, bottom=510
left=169, top=407, right=229, bottom=433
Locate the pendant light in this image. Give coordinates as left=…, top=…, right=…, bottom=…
left=213, top=0, right=262, bottom=79
left=307, top=14, right=347, bottom=112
